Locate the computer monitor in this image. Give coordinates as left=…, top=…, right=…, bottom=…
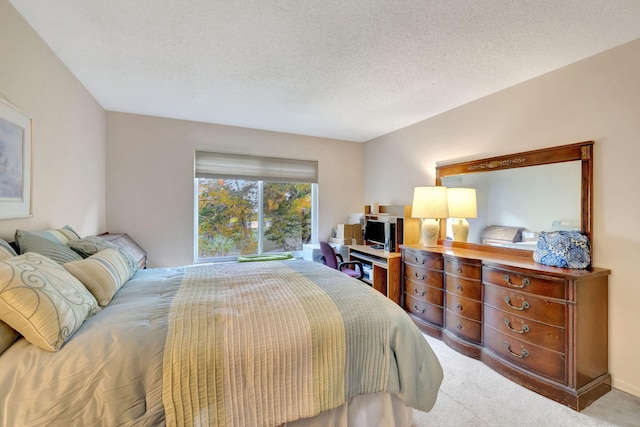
left=364, top=219, right=395, bottom=251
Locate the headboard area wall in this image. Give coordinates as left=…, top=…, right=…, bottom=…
left=0, top=1, right=107, bottom=240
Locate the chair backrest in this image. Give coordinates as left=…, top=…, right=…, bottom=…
left=319, top=241, right=339, bottom=269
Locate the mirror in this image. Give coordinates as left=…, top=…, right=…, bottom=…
left=436, top=141, right=593, bottom=252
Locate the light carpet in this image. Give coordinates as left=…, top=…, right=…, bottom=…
left=413, top=334, right=640, bottom=427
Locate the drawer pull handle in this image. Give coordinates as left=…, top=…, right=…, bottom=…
left=504, top=274, right=530, bottom=289
left=456, top=324, right=463, bottom=330
left=413, top=304, right=426, bottom=314
left=456, top=284, right=463, bottom=291
left=456, top=303, right=463, bottom=310
left=413, top=287, right=426, bottom=297
left=504, top=341, right=529, bottom=358
left=456, top=267, right=463, bottom=273
left=504, top=296, right=530, bottom=311
left=414, top=256, right=425, bottom=265
left=414, top=272, right=427, bottom=280
left=503, top=318, right=530, bottom=334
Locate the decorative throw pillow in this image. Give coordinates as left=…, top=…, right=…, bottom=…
left=0, top=320, right=19, bottom=355
left=64, top=248, right=136, bottom=306
left=66, top=236, right=138, bottom=273
left=0, top=252, right=99, bottom=351
left=15, top=228, right=83, bottom=265
left=67, top=235, right=118, bottom=258
left=533, top=230, right=591, bottom=269
left=0, top=239, right=17, bottom=260
left=31, top=225, right=81, bottom=244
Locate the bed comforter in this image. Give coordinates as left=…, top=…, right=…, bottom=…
left=0, top=260, right=442, bottom=426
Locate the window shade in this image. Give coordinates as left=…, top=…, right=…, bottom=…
left=195, top=151, right=318, bottom=183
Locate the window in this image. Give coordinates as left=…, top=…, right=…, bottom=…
left=195, top=152, right=318, bottom=262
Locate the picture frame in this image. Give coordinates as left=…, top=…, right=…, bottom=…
left=0, top=98, right=32, bottom=219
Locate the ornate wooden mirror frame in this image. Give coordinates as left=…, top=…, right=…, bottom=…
left=435, top=141, right=594, bottom=252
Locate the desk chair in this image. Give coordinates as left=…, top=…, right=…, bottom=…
left=319, top=241, right=364, bottom=280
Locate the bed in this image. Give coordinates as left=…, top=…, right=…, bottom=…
left=0, top=231, right=443, bottom=427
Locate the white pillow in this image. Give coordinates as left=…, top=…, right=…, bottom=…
left=0, top=252, right=99, bottom=351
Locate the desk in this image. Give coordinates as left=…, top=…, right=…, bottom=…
left=347, top=245, right=402, bottom=305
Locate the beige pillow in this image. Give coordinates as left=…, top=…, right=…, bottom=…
left=67, top=236, right=138, bottom=273
left=64, top=248, right=136, bottom=306
left=0, top=252, right=99, bottom=351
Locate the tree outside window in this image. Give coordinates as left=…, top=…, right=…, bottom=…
left=197, top=178, right=311, bottom=259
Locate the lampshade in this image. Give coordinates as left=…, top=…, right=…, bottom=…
left=447, top=188, right=477, bottom=219
left=411, top=186, right=449, bottom=247
left=411, top=186, right=449, bottom=219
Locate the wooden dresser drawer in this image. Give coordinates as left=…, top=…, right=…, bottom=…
left=483, top=267, right=565, bottom=299
left=404, top=280, right=444, bottom=306
left=402, top=249, right=444, bottom=270
left=404, top=264, right=444, bottom=288
left=484, top=283, right=565, bottom=327
left=404, top=294, right=444, bottom=326
left=446, top=276, right=482, bottom=300
left=484, top=305, right=565, bottom=353
left=446, top=311, right=481, bottom=343
left=484, top=325, right=566, bottom=383
left=446, top=259, right=481, bottom=280
left=446, top=294, right=482, bottom=321
left=399, top=242, right=610, bottom=411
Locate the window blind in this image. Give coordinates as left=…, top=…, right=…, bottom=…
left=195, top=151, right=318, bottom=183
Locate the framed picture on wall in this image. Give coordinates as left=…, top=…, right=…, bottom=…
left=0, top=98, right=32, bottom=219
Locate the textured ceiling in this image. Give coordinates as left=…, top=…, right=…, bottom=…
left=8, top=0, right=640, bottom=142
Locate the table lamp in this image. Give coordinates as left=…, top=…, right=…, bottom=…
left=411, top=186, right=449, bottom=247
left=447, top=187, right=477, bottom=242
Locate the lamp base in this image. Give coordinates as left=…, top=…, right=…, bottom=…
left=451, top=218, right=470, bottom=242
left=421, top=218, right=440, bottom=247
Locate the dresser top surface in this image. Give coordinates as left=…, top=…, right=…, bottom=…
left=400, top=244, right=610, bottom=279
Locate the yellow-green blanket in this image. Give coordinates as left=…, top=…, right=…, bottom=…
left=162, top=260, right=442, bottom=427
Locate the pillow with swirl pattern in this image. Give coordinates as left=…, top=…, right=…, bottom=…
left=0, top=252, right=99, bottom=351
left=0, top=240, right=19, bottom=354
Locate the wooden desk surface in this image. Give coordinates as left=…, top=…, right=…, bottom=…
left=348, top=245, right=402, bottom=259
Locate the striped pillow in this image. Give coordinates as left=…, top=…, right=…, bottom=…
left=64, top=248, right=136, bottom=306
left=15, top=228, right=83, bottom=265
left=0, top=252, right=99, bottom=352
left=30, top=225, right=81, bottom=244
left=0, top=239, right=17, bottom=261
left=66, top=236, right=138, bottom=274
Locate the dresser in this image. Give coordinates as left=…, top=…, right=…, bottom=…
left=400, top=244, right=610, bottom=411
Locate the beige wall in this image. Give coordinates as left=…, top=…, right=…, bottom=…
left=105, top=112, right=363, bottom=268
left=363, top=38, right=640, bottom=397
left=0, top=0, right=106, bottom=240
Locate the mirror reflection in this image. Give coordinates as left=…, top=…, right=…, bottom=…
left=441, top=161, right=582, bottom=250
